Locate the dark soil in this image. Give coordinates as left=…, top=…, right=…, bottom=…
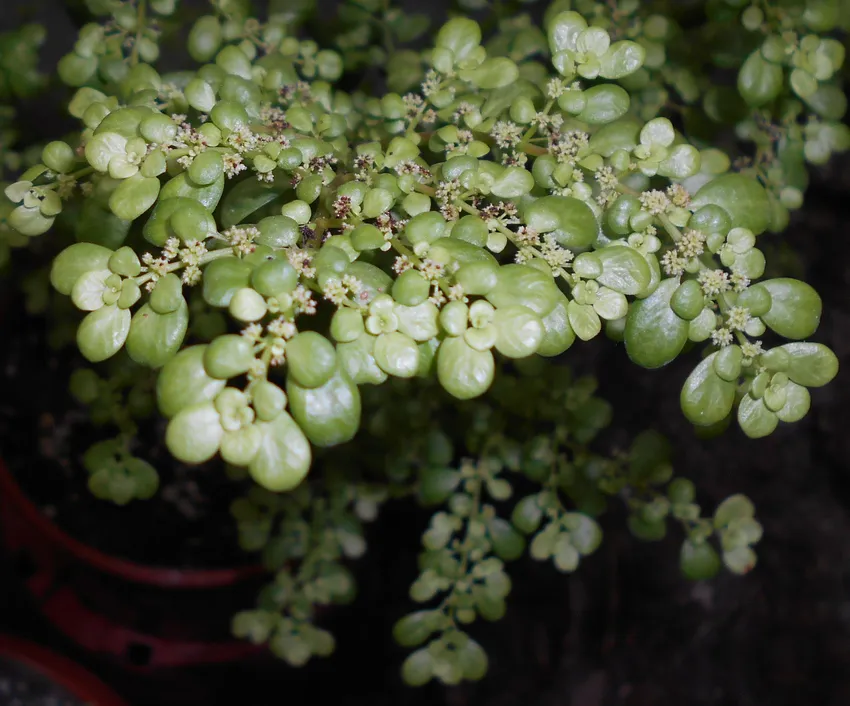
left=0, top=304, right=252, bottom=570
left=0, top=655, right=84, bottom=706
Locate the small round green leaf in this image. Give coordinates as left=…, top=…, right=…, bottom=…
left=220, top=425, right=263, bottom=466
left=393, top=612, right=437, bottom=648
left=680, top=540, right=721, bottom=580
left=204, top=333, right=255, bottom=379
left=737, top=50, right=783, bottom=107
left=524, top=195, right=597, bottom=249
left=776, top=342, right=838, bottom=387
left=625, top=278, right=688, bottom=368
left=249, top=411, right=312, bottom=491
left=489, top=166, right=535, bottom=199
left=51, top=243, right=114, bottom=295
left=487, top=517, right=526, bottom=561
left=493, top=305, right=544, bottom=358
left=485, top=264, right=560, bottom=317
left=336, top=334, right=388, bottom=386
left=149, top=273, right=184, bottom=314
left=125, top=300, right=189, bottom=368
left=286, top=331, right=337, bottom=389
left=160, top=172, right=225, bottom=211
left=595, top=244, right=651, bottom=295
left=401, top=648, right=434, bottom=687
left=77, top=305, right=131, bottom=362
left=760, top=278, right=822, bottom=340
left=286, top=367, right=361, bottom=447
left=165, top=402, right=223, bottom=464
left=599, top=40, right=645, bottom=79
left=203, top=258, right=252, bottom=308
left=437, top=336, right=495, bottom=400
left=690, top=173, right=770, bottom=235
left=109, top=175, right=161, bottom=221
left=737, top=394, right=779, bottom=438
left=251, top=380, right=287, bottom=422
left=577, top=84, right=630, bottom=124
left=188, top=150, right=224, bottom=186
left=537, top=293, right=576, bottom=356
left=680, top=352, right=737, bottom=426
left=670, top=279, right=705, bottom=320
left=512, top=495, right=543, bottom=534
left=567, top=300, right=601, bottom=341
left=374, top=331, right=420, bottom=377
left=776, top=381, right=811, bottom=423
left=457, top=637, right=488, bottom=681
left=157, top=344, right=227, bottom=418
left=395, top=303, right=439, bottom=343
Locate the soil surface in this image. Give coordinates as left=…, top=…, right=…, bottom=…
left=0, top=303, right=251, bottom=570
left=0, top=656, right=83, bottom=706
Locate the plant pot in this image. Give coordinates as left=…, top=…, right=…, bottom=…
left=0, top=458, right=267, bottom=671
left=0, top=634, right=127, bottom=705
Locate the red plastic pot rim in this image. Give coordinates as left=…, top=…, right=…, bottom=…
left=0, top=457, right=265, bottom=588
left=0, top=634, right=128, bottom=706
left=38, top=584, right=264, bottom=670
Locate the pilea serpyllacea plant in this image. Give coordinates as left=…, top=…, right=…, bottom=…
left=1, top=0, right=846, bottom=686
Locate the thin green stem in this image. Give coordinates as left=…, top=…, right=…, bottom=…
left=440, top=467, right=483, bottom=626
left=415, top=130, right=548, bottom=157
left=493, top=0, right=504, bottom=21
left=134, top=245, right=235, bottom=286
left=520, top=99, right=553, bottom=146
left=717, top=291, right=750, bottom=346
left=40, top=166, right=95, bottom=190
left=406, top=82, right=444, bottom=140
left=660, top=215, right=753, bottom=346
left=313, top=217, right=343, bottom=240
left=454, top=198, right=574, bottom=286
left=369, top=4, right=395, bottom=58
left=258, top=340, right=275, bottom=379
left=389, top=237, right=421, bottom=265
left=414, top=182, right=573, bottom=286
left=545, top=449, right=571, bottom=516
left=657, top=213, right=682, bottom=243
left=616, top=182, right=679, bottom=244
left=129, top=0, right=147, bottom=66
